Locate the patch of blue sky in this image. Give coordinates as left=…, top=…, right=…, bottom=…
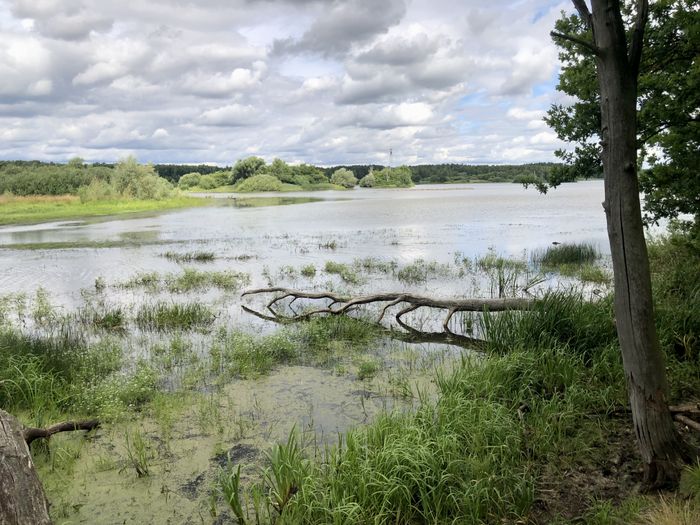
left=532, top=1, right=561, bottom=23
left=532, top=73, right=559, bottom=97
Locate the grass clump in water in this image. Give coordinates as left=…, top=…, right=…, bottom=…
left=533, top=242, right=598, bottom=267
left=162, top=251, right=216, bottom=263
left=135, top=302, right=216, bottom=331
left=210, top=330, right=296, bottom=379
left=166, top=268, right=250, bottom=292
left=300, top=264, right=316, bottom=278
left=324, top=261, right=361, bottom=284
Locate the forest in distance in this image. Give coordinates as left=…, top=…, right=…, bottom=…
left=0, top=158, right=565, bottom=194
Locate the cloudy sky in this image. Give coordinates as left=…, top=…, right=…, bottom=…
left=0, top=0, right=577, bottom=166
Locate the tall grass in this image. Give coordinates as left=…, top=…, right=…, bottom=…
left=135, top=302, right=216, bottom=331
left=0, top=327, right=123, bottom=419
left=218, top=293, right=633, bottom=523
left=532, top=242, right=598, bottom=267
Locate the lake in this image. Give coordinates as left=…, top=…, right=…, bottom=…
left=0, top=181, right=608, bottom=303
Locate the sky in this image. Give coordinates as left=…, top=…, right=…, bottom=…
left=0, top=0, right=578, bottom=166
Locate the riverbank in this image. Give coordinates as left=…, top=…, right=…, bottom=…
left=0, top=194, right=210, bottom=226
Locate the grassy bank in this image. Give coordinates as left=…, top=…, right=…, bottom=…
left=0, top=194, right=209, bottom=226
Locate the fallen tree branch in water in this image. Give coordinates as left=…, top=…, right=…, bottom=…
left=241, top=287, right=533, bottom=343
left=23, top=419, right=100, bottom=445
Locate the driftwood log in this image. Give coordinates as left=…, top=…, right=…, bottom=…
left=241, top=287, right=533, bottom=345
left=0, top=409, right=100, bottom=525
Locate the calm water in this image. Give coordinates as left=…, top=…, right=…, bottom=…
left=0, top=181, right=609, bottom=302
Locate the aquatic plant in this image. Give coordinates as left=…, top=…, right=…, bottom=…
left=324, top=261, right=360, bottom=284
left=162, top=251, right=216, bottom=263
left=135, top=302, right=216, bottom=331
left=532, top=242, right=598, bottom=267
left=122, top=428, right=151, bottom=477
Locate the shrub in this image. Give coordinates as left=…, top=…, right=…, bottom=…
left=234, top=174, right=284, bottom=192
left=178, top=172, right=202, bottom=189
left=330, top=168, right=358, bottom=188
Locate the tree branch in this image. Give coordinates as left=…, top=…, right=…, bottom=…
left=23, top=420, right=100, bottom=445
left=551, top=31, right=600, bottom=56
left=572, top=0, right=593, bottom=28
left=242, top=287, right=532, bottom=341
left=628, top=0, right=649, bottom=74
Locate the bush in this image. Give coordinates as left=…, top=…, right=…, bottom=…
left=362, top=166, right=413, bottom=188
left=178, top=172, right=202, bottom=189
left=330, top=168, right=357, bottom=188
left=78, top=179, right=117, bottom=202
left=0, top=162, right=108, bottom=195
left=232, top=156, right=266, bottom=182
left=234, top=174, right=284, bottom=192
left=109, top=156, right=175, bottom=200
left=358, top=173, right=375, bottom=187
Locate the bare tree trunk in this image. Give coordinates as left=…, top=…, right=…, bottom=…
left=0, top=409, right=52, bottom=525
left=587, top=0, right=683, bottom=485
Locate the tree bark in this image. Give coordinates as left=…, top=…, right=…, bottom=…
left=0, top=409, right=52, bottom=525
left=588, top=0, right=683, bottom=486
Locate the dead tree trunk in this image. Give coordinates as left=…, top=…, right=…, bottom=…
left=0, top=409, right=52, bottom=525
left=565, top=0, right=683, bottom=486
left=242, top=287, right=532, bottom=344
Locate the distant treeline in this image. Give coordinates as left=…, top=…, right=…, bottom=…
left=411, top=163, right=565, bottom=184
left=0, top=159, right=577, bottom=196
left=153, top=164, right=229, bottom=183
left=322, top=163, right=568, bottom=185
left=0, top=158, right=175, bottom=201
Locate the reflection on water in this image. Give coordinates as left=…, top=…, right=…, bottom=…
left=0, top=182, right=610, bottom=302
left=224, top=196, right=325, bottom=208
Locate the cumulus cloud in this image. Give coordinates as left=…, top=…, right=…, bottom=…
left=198, top=104, right=258, bottom=126
left=273, top=0, right=407, bottom=57
left=0, top=0, right=570, bottom=164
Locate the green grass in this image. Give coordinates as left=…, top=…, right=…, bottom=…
left=0, top=194, right=209, bottom=226
left=162, top=251, right=216, bottom=263
left=324, top=261, right=361, bottom=284
left=121, top=268, right=250, bottom=293
left=533, top=242, right=599, bottom=267
left=135, top=302, right=216, bottom=331
left=209, top=330, right=297, bottom=379
left=396, top=259, right=449, bottom=284
left=0, top=327, right=126, bottom=420
left=166, top=268, right=250, bottom=292
left=300, top=264, right=316, bottom=278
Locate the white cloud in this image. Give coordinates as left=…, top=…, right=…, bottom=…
left=198, top=104, right=258, bottom=126
left=0, top=0, right=574, bottom=164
